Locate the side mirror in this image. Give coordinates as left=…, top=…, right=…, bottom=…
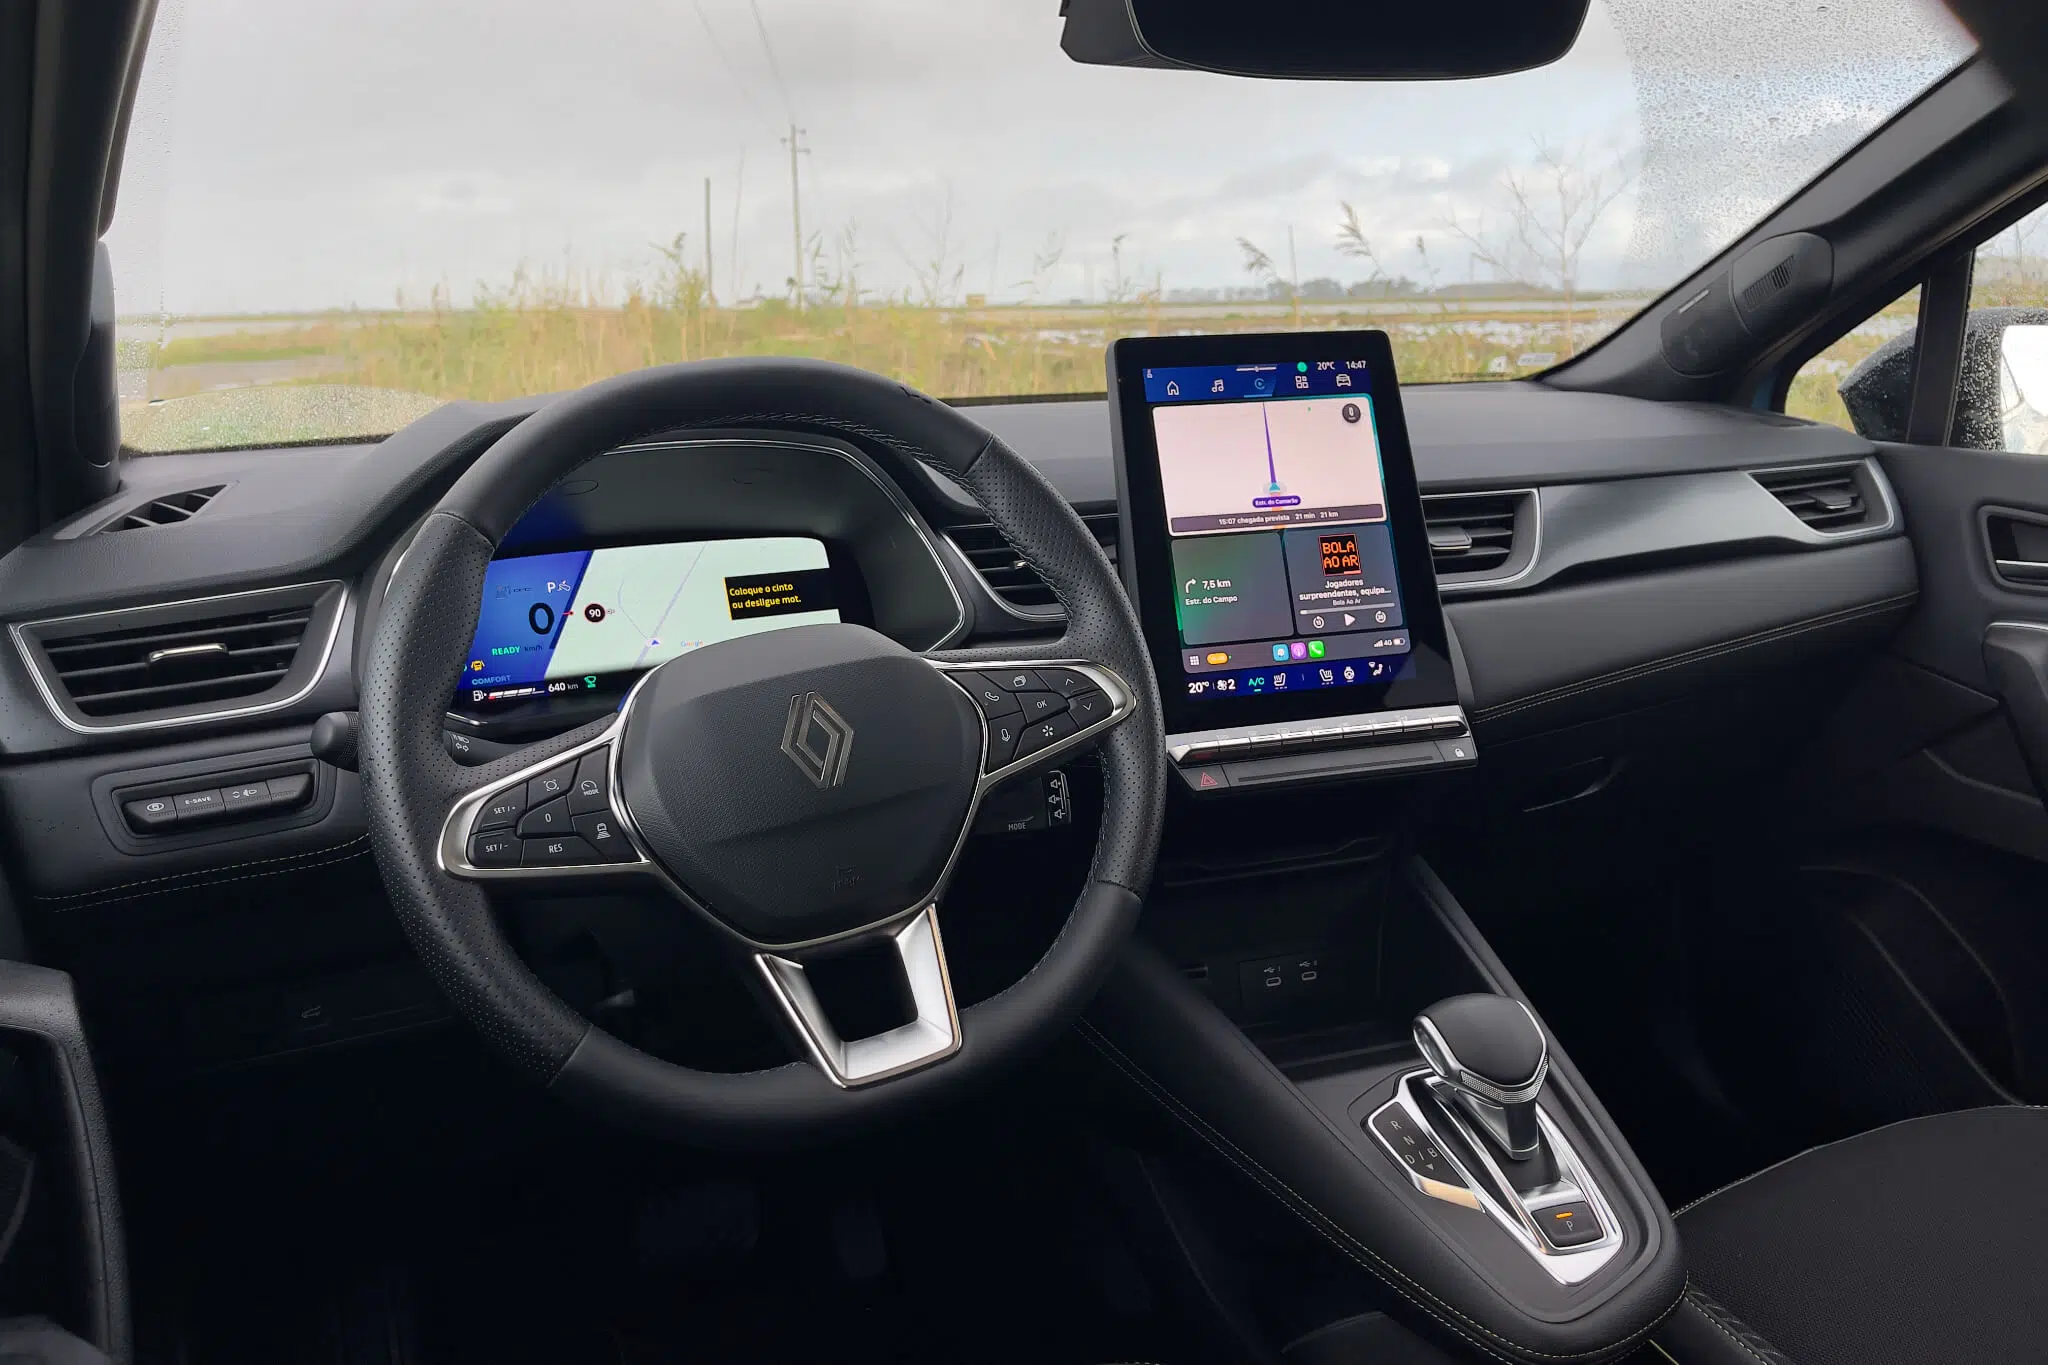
left=1983, top=319, right=2048, bottom=455
left=1837, top=305, right=2048, bottom=448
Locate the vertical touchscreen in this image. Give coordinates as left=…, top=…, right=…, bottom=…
left=1142, top=362, right=1413, bottom=701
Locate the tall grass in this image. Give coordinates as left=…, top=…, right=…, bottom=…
left=121, top=261, right=1639, bottom=449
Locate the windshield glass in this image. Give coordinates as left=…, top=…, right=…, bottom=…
left=110, top=0, right=1973, bottom=452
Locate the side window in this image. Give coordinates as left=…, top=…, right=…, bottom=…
left=1965, top=202, right=2048, bottom=454
left=1786, top=286, right=1921, bottom=432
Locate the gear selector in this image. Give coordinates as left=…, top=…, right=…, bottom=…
left=1413, top=993, right=1548, bottom=1158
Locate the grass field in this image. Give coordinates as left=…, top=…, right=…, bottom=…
left=116, top=279, right=1645, bottom=451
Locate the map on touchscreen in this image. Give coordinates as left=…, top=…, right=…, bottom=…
left=1153, top=396, right=1388, bottom=535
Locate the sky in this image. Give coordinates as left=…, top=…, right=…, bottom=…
left=105, top=0, right=1975, bottom=317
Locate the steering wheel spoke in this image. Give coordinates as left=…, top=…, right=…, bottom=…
left=755, top=905, right=961, bottom=1088
left=438, top=716, right=652, bottom=882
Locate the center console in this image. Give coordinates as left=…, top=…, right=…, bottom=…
left=1108, top=331, right=1474, bottom=794
left=1093, top=332, right=1680, bottom=1363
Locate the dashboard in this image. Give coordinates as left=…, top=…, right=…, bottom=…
left=0, top=382, right=1919, bottom=924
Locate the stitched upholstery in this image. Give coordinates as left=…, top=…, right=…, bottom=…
left=1674, top=1107, right=2048, bottom=1365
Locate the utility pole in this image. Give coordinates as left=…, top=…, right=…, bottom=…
left=783, top=123, right=809, bottom=311
left=703, top=177, right=716, bottom=308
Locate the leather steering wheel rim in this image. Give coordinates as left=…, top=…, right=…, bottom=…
left=359, top=358, right=1166, bottom=1145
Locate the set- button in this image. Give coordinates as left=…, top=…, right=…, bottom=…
left=955, top=667, right=1111, bottom=771
left=467, top=746, right=636, bottom=868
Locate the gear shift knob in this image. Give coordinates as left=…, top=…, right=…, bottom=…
left=1413, top=994, right=1549, bottom=1159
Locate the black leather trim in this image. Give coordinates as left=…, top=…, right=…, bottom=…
left=360, top=360, right=1165, bottom=1141
left=0, top=964, right=127, bottom=1363
left=1082, top=938, right=1685, bottom=1365
left=1450, top=537, right=1917, bottom=741
left=1650, top=1291, right=1797, bottom=1365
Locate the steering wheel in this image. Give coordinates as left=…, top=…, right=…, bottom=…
left=359, top=359, right=1166, bottom=1144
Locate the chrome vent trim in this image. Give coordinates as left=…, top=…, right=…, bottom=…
left=11, top=582, right=347, bottom=734
left=1749, top=460, right=1893, bottom=536
left=1423, top=489, right=1542, bottom=594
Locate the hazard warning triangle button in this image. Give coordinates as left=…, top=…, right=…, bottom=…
left=1181, top=766, right=1229, bottom=792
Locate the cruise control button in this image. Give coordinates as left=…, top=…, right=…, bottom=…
left=1533, top=1202, right=1603, bottom=1249
left=516, top=796, right=572, bottom=837
left=568, top=749, right=612, bottom=815
left=1066, top=690, right=1111, bottom=727
left=571, top=810, right=635, bottom=861
left=475, top=786, right=526, bottom=831
left=523, top=835, right=599, bottom=867
left=1013, top=712, right=1077, bottom=760
left=175, top=789, right=227, bottom=822
left=1033, top=667, right=1094, bottom=697
left=468, top=830, right=521, bottom=867
left=984, top=715, right=1023, bottom=771
left=961, top=675, right=1021, bottom=718
left=222, top=781, right=272, bottom=814
left=1015, top=691, right=1067, bottom=723
left=526, top=760, right=577, bottom=808
left=123, top=796, right=180, bottom=832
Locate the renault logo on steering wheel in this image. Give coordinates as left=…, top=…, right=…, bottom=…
left=780, top=692, right=854, bottom=789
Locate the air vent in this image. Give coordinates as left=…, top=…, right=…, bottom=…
left=946, top=512, right=1120, bottom=612
left=1423, top=492, right=1526, bottom=579
left=1751, top=464, right=1878, bottom=533
left=14, top=582, right=346, bottom=731
left=99, top=485, right=227, bottom=533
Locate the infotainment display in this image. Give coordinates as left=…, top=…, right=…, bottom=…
left=1109, top=331, right=1459, bottom=738
left=453, top=536, right=839, bottom=711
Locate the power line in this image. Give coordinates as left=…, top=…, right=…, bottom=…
left=747, top=0, right=795, bottom=122
left=689, top=0, right=776, bottom=138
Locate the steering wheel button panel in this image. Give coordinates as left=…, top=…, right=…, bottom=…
left=984, top=716, right=1023, bottom=771
left=474, top=788, right=526, bottom=831
left=1015, top=691, right=1067, bottom=723
left=1014, top=711, right=1078, bottom=760
left=526, top=761, right=578, bottom=808
left=1066, top=690, right=1110, bottom=726
left=962, top=675, right=1021, bottom=718
left=571, top=811, right=635, bottom=861
left=523, top=835, right=599, bottom=867
left=515, top=796, right=572, bottom=838
left=1032, top=667, right=1094, bottom=697
left=468, top=830, right=521, bottom=867
left=568, top=749, right=612, bottom=815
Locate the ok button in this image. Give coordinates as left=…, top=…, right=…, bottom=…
left=1016, top=691, right=1068, bottom=723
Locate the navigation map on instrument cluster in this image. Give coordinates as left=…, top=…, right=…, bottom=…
left=1153, top=396, right=1387, bottom=536
left=545, top=538, right=836, bottom=681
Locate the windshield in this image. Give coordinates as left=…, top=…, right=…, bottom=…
left=109, top=0, right=1973, bottom=452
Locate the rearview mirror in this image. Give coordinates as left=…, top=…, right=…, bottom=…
left=1059, top=0, right=1592, bottom=80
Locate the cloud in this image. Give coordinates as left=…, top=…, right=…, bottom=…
left=107, top=0, right=1971, bottom=314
